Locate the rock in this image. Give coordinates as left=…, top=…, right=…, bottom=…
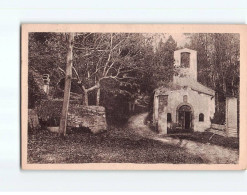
left=47, top=126, right=59, bottom=133
left=28, top=109, right=40, bottom=130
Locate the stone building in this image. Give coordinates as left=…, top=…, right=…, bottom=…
left=153, top=48, right=215, bottom=134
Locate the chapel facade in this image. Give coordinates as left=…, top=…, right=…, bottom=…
left=153, top=48, right=215, bottom=134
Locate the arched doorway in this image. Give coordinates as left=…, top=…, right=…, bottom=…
left=177, top=104, right=193, bottom=130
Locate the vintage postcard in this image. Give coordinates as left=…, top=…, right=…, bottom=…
left=21, top=24, right=247, bottom=170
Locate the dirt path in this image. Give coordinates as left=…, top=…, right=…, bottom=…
left=128, top=112, right=239, bottom=164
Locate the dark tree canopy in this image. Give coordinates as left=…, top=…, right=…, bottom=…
left=185, top=33, right=240, bottom=124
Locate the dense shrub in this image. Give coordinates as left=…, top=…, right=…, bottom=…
left=28, top=70, right=48, bottom=109
left=211, top=101, right=226, bottom=125
left=103, top=94, right=130, bottom=125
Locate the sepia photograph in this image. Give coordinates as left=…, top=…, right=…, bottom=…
left=21, top=24, right=246, bottom=170
left=2, top=0, right=247, bottom=192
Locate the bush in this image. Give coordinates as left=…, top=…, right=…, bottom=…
left=211, top=101, right=226, bottom=125
left=28, top=70, right=48, bottom=108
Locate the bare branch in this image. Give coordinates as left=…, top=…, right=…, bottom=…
left=80, top=52, right=95, bottom=58
left=73, top=46, right=109, bottom=52
left=102, top=44, right=112, bottom=76
left=117, top=77, right=135, bottom=80
left=110, top=33, right=113, bottom=49
left=120, top=68, right=141, bottom=73
left=111, top=38, right=126, bottom=51
left=81, top=85, right=86, bottom=92
left=105, top=61, right=116, bottom=76
left=58, top=66, right=66, bottom=75
left=89, top=66, right=104, bottom=79
left=87, top=83, right=100, bottom=92
left=72, top=66, right=81, bottom=82
left=99, top=76, right=118, bottom=82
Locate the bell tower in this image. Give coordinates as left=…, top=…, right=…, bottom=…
left=173, top=48, right=197, bottom=82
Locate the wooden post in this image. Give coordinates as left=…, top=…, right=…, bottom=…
left=59, top=33, right=74, bottom=136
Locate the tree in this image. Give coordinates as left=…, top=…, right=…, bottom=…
left=143, top=35, right=178, bottom=122
left=28, top=32, right=181, bottom=125
left=59, top=33, right=74, bottom=136
left=187, top=33, right=240, bottom=124
left=28, top=32, right=68, bottom=86
left=72, top=33, right=150, bottom=106
left=154, top=35, right=177, bottom=86
left=188, top=33, right=239, bottom=96
left=28, top=68, right=48, bottom=108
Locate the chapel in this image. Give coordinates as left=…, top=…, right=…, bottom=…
left=153, top=48, right=215, bottom=134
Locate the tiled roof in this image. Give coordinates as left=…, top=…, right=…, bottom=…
left=155, top=77, right=215, bottom=97
left=175, top=77, right=215, bottom=96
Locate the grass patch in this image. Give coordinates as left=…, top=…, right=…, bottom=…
left=28, top=126, right=207, bottom=164
left=168, top=132, right=239, bottom=150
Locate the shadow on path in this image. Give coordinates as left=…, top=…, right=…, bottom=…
left=127, top=112, right=239, bottom=164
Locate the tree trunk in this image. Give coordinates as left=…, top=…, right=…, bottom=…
left=222, top=76, right=227, bottom=95
left=59, top=33, right=74, bottom=136
left=84, top=91, right=89, bottom=106
left=82, top=87, right=89, bottom=106
left=96, top=88, right=100, bottom=106
left=215, top=92, right=219, bottom=112
left=82, top=83, right=100, bottom=106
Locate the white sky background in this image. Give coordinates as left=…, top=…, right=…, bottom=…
left=144, top=33, right=191, bottom=50
left=170, top=33, right=190, bottom=47
left=151, top=33, right=190, bottom=48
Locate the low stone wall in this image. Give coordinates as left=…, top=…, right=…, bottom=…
left=67, top=105, right=107, bottom=134
left=208, top=123, right=238, bottom=137
left=37, top=99, right=107, bottom=134
left=211, top=123, right=225, bottom=131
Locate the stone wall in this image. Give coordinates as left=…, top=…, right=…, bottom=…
left=37, top=99, right=107, bottom=134
left=211, top=123, right=225, bottom=131
left=67, top=105, right=107, bottom=134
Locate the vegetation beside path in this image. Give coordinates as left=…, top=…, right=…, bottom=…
left=28, top=127, right=205, bottom=164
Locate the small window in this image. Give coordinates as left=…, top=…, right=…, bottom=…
left=181, top=52, right=190, bottom=68
left=199, top=113, right=204, bottom=122
left=167, top=113, right=172, bottom=122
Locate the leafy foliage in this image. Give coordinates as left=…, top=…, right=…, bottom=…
left=29, top=33, right=67, bottom=86
left=186, top=33, right=240, bottom=123
left=29, top=32, right=178, bottom=123
left=28, top=68, right=48, bottom=108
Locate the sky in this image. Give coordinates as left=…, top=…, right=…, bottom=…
left=148, top=33, right=191, bottom=49
left=169, top=33, right=190, bottom=47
